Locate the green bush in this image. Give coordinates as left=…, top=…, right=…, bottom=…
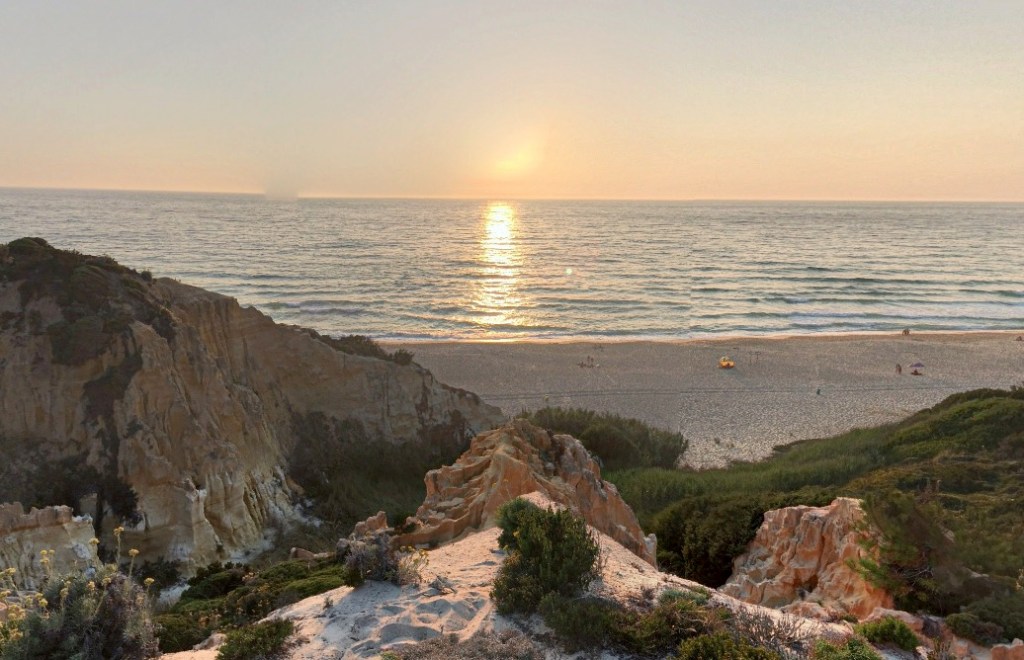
left=855, top=616, right=918, bottom=650
left=491, top=499, right=600, bottom=615
left=526, top=406, right=687, bottom=470
left=134, top=556, right=182, bottom=592
left=154, top=612, right=212, bottom=653
left=618, top=593, right=719, bottom=656
left=607, top=388, right=1024, bottom=621
left=676, top=632, right=782, bottom=660
left=168, top=558, right=358, bottom=630
left=0, top=565, right=158, bottom=659
left=811, top=638, right=882, bottom=660
left=963, top=592, right=1024, bottom=641
left=495, top=497, right=544, bottom=551
left=944, top=612, right=1004, bottom=645
left=538, top=593, right=619, bottom=651
left=216, top=619, right=294, bottom=660
left=179, top=562, right=249, bottom=602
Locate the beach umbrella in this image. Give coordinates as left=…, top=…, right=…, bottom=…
left=910, top=362, right=925, bottom=368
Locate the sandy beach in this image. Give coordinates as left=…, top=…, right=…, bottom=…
left=391, top=332, right=1024, bottom=468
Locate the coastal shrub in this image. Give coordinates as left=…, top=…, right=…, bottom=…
left=491, top=500, right=600, bottom=614
left=133, top=556, right=182, bottom=591
left=944, top=612, right=1004, bottom=645
left=608, top=388, right=1024, bottom=625
left=537, top=589, right=726, bottom=655
left=538, top=593, right=619, bottom=651
left=963, top=592, right=1024, bottom=641
left=527, top=406, right=687, bottom=470
left=387, top=630, right=543, bottom=660
left=215, top=619, right=294, bottom=660
left=811, top=638, right=883, bottom=660
left=855, top=616, right=919, bottom=651
left=0, top=564, right=158, bottom=660
left=494, top=497, right=542, bottom=551
left=154, top=613, right=212, bottom=653
left=617, top=592, right=721, bottom=656
left=169, top=558, right=357, bottom=629
left=179, top=562, right=249, bottom=602
left=675, top=632, right=782, bottom=660
left=337, top=532, right=425, bottom=586
left=307, top=330, right=415, bottom=365
left=729, top=607, right=813, bottom=657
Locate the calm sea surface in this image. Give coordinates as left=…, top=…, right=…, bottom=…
left=2, top=189, right=1022, bottom=341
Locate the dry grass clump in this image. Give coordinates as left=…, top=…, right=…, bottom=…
left=382, top=630, right=543, bottom=660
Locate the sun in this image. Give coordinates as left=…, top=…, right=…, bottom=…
left=492, top=135, right=545, bottom=180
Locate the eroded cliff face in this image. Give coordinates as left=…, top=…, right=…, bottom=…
left=721, top=497, right=892, bottom=620
left=394, top=419, right=657, bottom=565
left=0, top=238, right=503, bottom=569
left=0, top=504, right=98, bottom=591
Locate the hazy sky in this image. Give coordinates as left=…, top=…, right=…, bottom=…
left=1, top=1, right=1022, bottom=200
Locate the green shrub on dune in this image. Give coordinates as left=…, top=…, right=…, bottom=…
left=603, top=388, right=1024, bottom=640
left=526, top=406, right=687, bottom=470
left=491, top=499, right=600, bottom=615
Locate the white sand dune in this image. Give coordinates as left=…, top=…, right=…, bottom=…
left=392, top=332, right=1024, bottom=467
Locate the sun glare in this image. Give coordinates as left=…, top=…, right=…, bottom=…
left=471, top=202, right=526, bottom=333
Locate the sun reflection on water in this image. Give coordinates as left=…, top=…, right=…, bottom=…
left=473, top=202, right=525, bottom=332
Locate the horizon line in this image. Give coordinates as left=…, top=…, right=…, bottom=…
left=2, top=184, right=1023, bottom=204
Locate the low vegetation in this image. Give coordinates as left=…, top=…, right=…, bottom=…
left=526, top=406, right=687, bottom=470
left=155, top=557, right=357, bottom=652
left=304, top=328, right=414, bottom=365
left=602, top=387, right=1024, bottom=641
left=215, top=619, right=295, bottom=660
left=0, top=559, right=158, bottom=659
left=382, top=630, right=544, bottom=660
left=490, top=498, right=601, bottom=615
left=287, top=411, right=473, bottom=545
left=155, top=528, right=427, bottom=653
left=854, top=616, right=919, bottom=651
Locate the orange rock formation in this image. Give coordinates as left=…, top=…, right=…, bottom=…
left=395, top=419, right=656, bottom=565
left=722, top=497, right=892, bottom=620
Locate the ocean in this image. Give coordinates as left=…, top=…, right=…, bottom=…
left=2, top=188, right=1022, bottom=341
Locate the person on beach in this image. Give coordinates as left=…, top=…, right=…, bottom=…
left=896, top=363, right=902, bottom=375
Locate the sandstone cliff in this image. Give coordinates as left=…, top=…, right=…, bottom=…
left=0, top=503, right=98, bottom=591
left=394, top=419, right=657, bottom=565
left=722, top=497, right=892, bottom=620
left=0, top=238, right=503, bottom=569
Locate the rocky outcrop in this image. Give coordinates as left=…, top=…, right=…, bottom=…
left=0, top=238, right=503, bottom=569
left=722, top=497, right=892, bottom=619
left=0, top=503, right=98, bottom=590
left=993, top=639, right=1024, bottom=660
left=394, top=419, right=656, bottom=565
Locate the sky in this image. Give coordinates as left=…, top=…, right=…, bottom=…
left=1, top=1, right=1022, bottom=201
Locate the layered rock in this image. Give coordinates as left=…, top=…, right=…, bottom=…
left=993, top=639, right=1024, bottom=660
left=394, top=419, right=657, bottom=565
left=722, top=497, right=892, bottom=619
left=0, top=238, right=503, bottom=569
left=0, top=503, right=98, bottom=590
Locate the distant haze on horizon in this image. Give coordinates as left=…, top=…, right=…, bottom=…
left=2, top=2, right=1022, bottom=202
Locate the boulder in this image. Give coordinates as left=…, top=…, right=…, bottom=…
left=394, top=419, right=656, bottom=565
left=722, top=497, right=892, bottom=619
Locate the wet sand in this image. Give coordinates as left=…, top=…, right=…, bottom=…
left=390, top=332, right=1024, bottom=468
